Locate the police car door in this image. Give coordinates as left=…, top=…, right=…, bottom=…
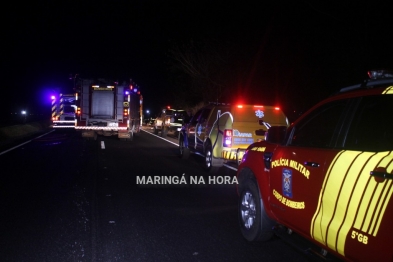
left=269, top=99, right=350, bottom=238
left=187, top=109, right=203, bottom=149
left=195, top=108, right=211, bottom=152
left=312, top=95, right=393, bottom=261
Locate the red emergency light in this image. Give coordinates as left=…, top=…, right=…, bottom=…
left=223, top=129, right=232, bottom=147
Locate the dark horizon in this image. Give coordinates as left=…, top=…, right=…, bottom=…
left=3, top=1, right=392, bottom=120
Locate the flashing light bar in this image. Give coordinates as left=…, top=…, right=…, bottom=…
left=92, top=85, right=114, bottom=89
left=223, top=129, right=232, bottom=147
left=237, top=105, right=267, bottom=108
left=368, top=70, right=393, bottom=79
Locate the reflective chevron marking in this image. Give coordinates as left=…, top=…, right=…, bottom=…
left=310, top=150, right=393, bottom=256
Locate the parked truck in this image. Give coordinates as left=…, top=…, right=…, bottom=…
left=73, top=78, right=142, bottom=140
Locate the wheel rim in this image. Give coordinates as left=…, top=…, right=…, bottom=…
left=205, top=149, right=212, bottom=168
left=240, top=192, right=256, bottom=229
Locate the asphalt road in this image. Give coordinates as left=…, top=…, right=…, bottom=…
left=0, top=127, right=313, bottom=262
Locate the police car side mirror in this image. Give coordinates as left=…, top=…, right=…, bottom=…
left=265, top=126, right=287, bottom=144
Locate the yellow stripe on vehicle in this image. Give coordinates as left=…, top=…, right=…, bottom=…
left=310, top=150, right=393, bottom=257
left=382, top=86, right=393, bottom=94
left=222, top=151, right=237, bottom=160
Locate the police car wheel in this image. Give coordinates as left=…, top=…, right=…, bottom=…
left=179, top=137, right=189, bottom=159
left=239, top=178, right=274, bottom=242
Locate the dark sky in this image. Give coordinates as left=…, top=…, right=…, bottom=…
left=3, top=1, right=393, bottom=118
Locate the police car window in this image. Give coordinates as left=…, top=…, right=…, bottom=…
left=289, top=99, right=348, bottom=148
left=190, top=110, right=203, bottom=125
left=199, top=109, right=211, bottom=123
left=344, top=95, right=393, bottom=151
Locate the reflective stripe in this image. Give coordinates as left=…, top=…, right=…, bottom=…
left=59, top=94, right=64, bottom=115
left=53, top=126, right=75, bottom=128
left=75, top=126, right=127, bottom=130
left=311, top=150, right=393, bottom=256
left=53, top=120, right=76, bottom=123
left=382, top=86, right=393, bottom=94
left=51, top=99, right=57, bottom=118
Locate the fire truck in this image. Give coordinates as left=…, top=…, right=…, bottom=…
left=51, top=93, right=78, bottom=128
left=52, top=78, right=143, bottom=141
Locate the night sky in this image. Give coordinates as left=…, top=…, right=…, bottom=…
left=3, top=1, right=393, bottom=120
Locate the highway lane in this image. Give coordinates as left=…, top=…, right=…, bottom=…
left=0, top=128, right=311, bottom=261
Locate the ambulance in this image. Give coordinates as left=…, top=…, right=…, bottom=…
left=179, top=103, right=289, bottom=172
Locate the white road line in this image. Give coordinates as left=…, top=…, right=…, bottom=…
left=101, top=141, right=105, bottom=149
left=140, top=129, right=179, bottom=146
left=0, top=129, right=55, bottom=156
left=223, top=164, right=238, bottom=171
left=141, top=128, right=238, bottom=172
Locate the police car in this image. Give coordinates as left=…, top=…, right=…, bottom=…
left=237, top=70, right=393, bottom=261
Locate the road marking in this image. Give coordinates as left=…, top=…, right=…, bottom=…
left=141, top=129, right=179, bottom=146
left=223, top=164, right=238, bottom=171
left=141, top=128, right=239, bottom=172
left=0, top=129, right=55, bottom=156
left=101, top=141, right=105, bottom=149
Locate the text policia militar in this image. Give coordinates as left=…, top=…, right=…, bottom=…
left=136, top=174, right=238, bottom=185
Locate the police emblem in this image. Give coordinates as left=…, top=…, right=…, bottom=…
left=282, top=168, right=293, bottom=198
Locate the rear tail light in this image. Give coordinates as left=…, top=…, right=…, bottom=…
left=223, top=129, right=232, bottom=147
left=77, top=107, right=81, bottom=115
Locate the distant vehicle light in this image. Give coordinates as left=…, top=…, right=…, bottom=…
left=125, top=91, right=130, bottom=95
left=274, top=107, right=280, bottom=110
left=254, top=105, right=264, bottom=108
left=368, top=69, right=393, bottom=79
left=237, top=105, right=243, bottom=108
left=51, top=95, right=56, bottom=100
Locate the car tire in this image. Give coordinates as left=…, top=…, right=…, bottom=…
left=153, top=127, right=158, bottom=135
left=179, top=136, right=190, bottom=159
left=238, top=178, right=274, bottom=242
left=161, top=127, right=167, bottom=137
left=204, top=144, right=219, bottom=173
